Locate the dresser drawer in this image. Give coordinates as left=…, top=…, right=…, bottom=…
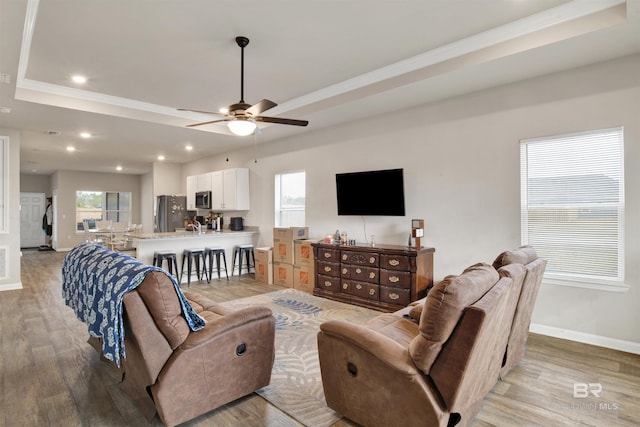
left=379, top=269, right=411, bottom=289
left=379, top=286, right=411, bottom=306
left=317, top=247, right=340, bottom=263
left=317, top=274, right=341, bottom=292
left=380, top=254, right=411, bottom=271
left=341, top=265, right=379, bottom=283
left=343, top=280, right=379, bottom=300
left=317, top=261, right=340, bottom=277
left=341, top=251, right=379, bottom=267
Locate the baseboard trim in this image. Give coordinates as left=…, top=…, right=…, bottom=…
left=0, top=282, right=23, bottom=291
left=530, top=323, right=640, bottom=355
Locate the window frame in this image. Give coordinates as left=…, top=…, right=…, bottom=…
left=275, top=170, right=306, bottom=227
left=520, top=127, right=626, bottom=292
left=76, top=190, right=132, bottom=232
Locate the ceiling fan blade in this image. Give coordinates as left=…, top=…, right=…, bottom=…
left=246, top=99, right=277, bottom=116
left=255, top=116, right=309, bottom=127
left=186, top=118, right=230, bottom=127
left=178, top=108, right=226, bottom=117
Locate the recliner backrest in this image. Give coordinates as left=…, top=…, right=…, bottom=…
left=121, top=271, right=190, bottom=386
left=134, top=271, right=191, bottom=349
left=493, top=246, right=547, bottom=376
left=430, top=266, right=522, bottom=413
left=409, top=263, right=499, bottom=375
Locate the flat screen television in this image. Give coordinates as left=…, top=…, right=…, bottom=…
left=336, top=168, right=406, bottom=216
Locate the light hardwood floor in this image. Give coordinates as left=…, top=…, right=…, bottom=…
left=1, top=249, right=638, bottom=426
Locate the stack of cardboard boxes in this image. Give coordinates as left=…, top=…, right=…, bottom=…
left=293, top=238, right=315, bottom=293
left=254, top=246, right=273, bottom=284
left=254, top=227, right=316, bottom=293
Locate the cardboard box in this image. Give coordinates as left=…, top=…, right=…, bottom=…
left=273, top=227, right=309, bottom=264
left=293, top=264, right=315, bottom=293
left=273, top=262, right=294, bottom=288
left=254, top=247, right=273, bottom=284
left=273, top=227, right=310, bottom=242
left=294, top=239, right=317, bottom=266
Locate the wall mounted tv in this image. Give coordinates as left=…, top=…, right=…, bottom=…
left=336, top=168, right=406, bottom=216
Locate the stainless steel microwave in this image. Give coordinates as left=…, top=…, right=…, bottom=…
left=195, top=191, right=211, bottom=209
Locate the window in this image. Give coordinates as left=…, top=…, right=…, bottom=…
left=275, top=171, right=305, bottom=227
left=520, top=127, right=625, bottom=290
left=76, top=191, right=131, bottom=231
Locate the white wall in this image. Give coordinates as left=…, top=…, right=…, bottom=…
left=51, top=170, right=142, bottom=250
left=181, top=54, right=640, bottom=349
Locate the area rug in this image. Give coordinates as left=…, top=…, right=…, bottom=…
left=221, top=288, right=379, bottom=427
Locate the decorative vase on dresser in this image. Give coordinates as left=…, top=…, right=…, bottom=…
left=311, top=242, right=435, bottom=312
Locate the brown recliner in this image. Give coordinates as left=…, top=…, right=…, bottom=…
left=120, top=271, right=275, bottom=427
left=317, top=262, right=525, bottom=427
left=493, top=245, right=547, bottom=378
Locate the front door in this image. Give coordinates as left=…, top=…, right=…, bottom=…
left=20, top=192, right=46, bottom=248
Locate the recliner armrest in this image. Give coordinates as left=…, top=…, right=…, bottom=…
left=320, top=320, right=415, bottom=371
left=180, top=306, right=273, bottom=350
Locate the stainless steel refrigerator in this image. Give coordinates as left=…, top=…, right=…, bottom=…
left=155, top=195, right=187, bottom=232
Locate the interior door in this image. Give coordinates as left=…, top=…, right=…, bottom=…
left=20, top=192, right=46, bottom=248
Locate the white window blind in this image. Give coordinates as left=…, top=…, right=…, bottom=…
left=520, top=127, right=624, bottom=288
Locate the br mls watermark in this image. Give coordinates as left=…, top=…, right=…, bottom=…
left=556, top=383, right=620, bottom=412
left=573, top=382, right=602, bottom=398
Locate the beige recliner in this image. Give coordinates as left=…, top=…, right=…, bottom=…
left=317, top=262, right=525, bottom=427
left=120, top=271, right=276, bottom=427
left=493, top=245, right=547, bottom=378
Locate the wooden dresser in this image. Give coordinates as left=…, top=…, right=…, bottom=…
left=312, top=242, right=435, bottom=312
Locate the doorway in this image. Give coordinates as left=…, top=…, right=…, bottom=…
left=20, top=192, right=46, bottom=248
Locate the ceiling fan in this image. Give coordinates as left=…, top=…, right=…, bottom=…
left=179, top=36, right=309, bottom=136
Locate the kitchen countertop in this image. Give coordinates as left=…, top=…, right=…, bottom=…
left=128, top=227, right=258, bottom=240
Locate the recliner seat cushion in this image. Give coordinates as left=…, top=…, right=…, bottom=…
left=409, top=263, right=499, bottom=374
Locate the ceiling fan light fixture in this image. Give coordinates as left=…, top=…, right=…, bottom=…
left=228, top=118, right=256, bottom=136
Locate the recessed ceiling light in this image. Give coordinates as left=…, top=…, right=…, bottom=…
left=116, top=165, right=123, bottom=171
left=66, top=146, right=76, bottom=152
left=80, top=132, right=91, bottom=138
left=185, top=145, right=193, bottom=151
left=72, top=75, right=87, bottom=84
left=157, top=155, right=165, bottom=161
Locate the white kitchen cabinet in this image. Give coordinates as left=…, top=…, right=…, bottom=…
left=211, top=168, right=250, bottom=211
left=196, top=172, right=212, bottom=192
left=186, top=175, right=197, bottom=210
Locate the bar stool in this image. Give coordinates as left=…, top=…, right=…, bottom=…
left=205, top=247, right=229, bottom=282
left=181, top=248, right=208, bottom=286
left=232, top=244, right=255, bottom=276
left=153, top=251, right=180, bottom=283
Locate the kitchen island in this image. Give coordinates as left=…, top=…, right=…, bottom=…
left=128, top=228, right=259, bottom=273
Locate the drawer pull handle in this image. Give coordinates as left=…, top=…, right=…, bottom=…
left=324, top=281, right=332, bottom=287
left=342, top=254, right=348, bottom=261
left=324, top=252, right=332, bottom=258
left=343, top=283, right=349, bottom=290
left=356, top=284, right=362, bottom=290
left=369, top=257, right=376, bottom=264
left=369, top=288, right=376, bottom=296
left=389, top=276, right=400, bottom=283
left=389, top=293, right=400, bottom=300
left=324, top=266, right=332, bottom=272
left=369, top=272, right=376, bottom=279
left=356, top=268, right=362, bottom=274
left=342, top=268, right=348, bottom=275
left=388, top=259, right=400, bottom=266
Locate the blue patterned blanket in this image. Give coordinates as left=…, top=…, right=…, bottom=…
left=62, top=242, right=205, bottom=367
